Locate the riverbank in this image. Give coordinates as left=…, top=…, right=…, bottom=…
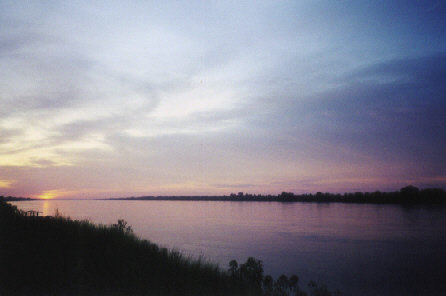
left=1, top=200, right=340, bottom=296
left=0, top=200, right=242, bottom=296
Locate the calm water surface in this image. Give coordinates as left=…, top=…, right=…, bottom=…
left=9, top=200, right=446, bottom=296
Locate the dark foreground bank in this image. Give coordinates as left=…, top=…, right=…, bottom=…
left=0, top=200, right=339, bottom=296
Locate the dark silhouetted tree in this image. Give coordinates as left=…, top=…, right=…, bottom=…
left=229, top=259, right=239, bottom=279
left=263, top=275, right=274, bottom=295
left=400, top=185, right=419, bottom=203
left=239, top=257, right=264, bottom=292
left=112, top=219, right=133, bottom=234
left=274, top=274, right=290, bottom=296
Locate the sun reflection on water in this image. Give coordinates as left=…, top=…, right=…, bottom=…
left=43, top=200, right=51, bottom=216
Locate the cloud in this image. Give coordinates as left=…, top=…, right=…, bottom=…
left=0, top=179, right=15, bottom=189
left=241, top=52, right=446, bottom=186
left=1, top=1, right=446, bottom=196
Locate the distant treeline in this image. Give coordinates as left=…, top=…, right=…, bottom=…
left=114, top=186, right=446, bottom=205
left=3, top=185, right=445, bottom=204
left=0, top=196, right=34, bottom=201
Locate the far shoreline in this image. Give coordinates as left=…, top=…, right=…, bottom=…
left=4, top=186, right=445, bottom=205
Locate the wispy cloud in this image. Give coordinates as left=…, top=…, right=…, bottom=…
left=1, top=1, right=445, bottom=197
left=0, top=179, right=15, bottom=189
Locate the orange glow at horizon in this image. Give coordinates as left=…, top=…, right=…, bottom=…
left=39, top=194, right=54, bottom=200
left=37, top=190, right=63, bottom=200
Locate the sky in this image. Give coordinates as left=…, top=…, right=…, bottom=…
left=1, top=1, right=446, bottom=199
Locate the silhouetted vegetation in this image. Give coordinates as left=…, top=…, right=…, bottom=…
left=109, top=186, right=446, bottom=205
left=227, top=258, right=341, bottom=296
left=0, top=195, right=34, bottom=201
left=274, top=185, right=446, bottom=205
left=0, top=200, right=339, bottom=296
left=0, top=200, right=235, bottom=295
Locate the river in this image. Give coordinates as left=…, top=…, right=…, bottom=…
left=8, top=200, right=446, bottom=296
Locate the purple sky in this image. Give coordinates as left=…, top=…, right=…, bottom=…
left=1, top=1, right=445, bottom=199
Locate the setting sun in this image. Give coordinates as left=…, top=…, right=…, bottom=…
left=39, top=194, right=53, bottom=200
left=38, top=191, right=59, bottom=200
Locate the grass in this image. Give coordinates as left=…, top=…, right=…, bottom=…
left=0, top=200, right=246, bottom=296
left=0, top=199, right=340, bottom=296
